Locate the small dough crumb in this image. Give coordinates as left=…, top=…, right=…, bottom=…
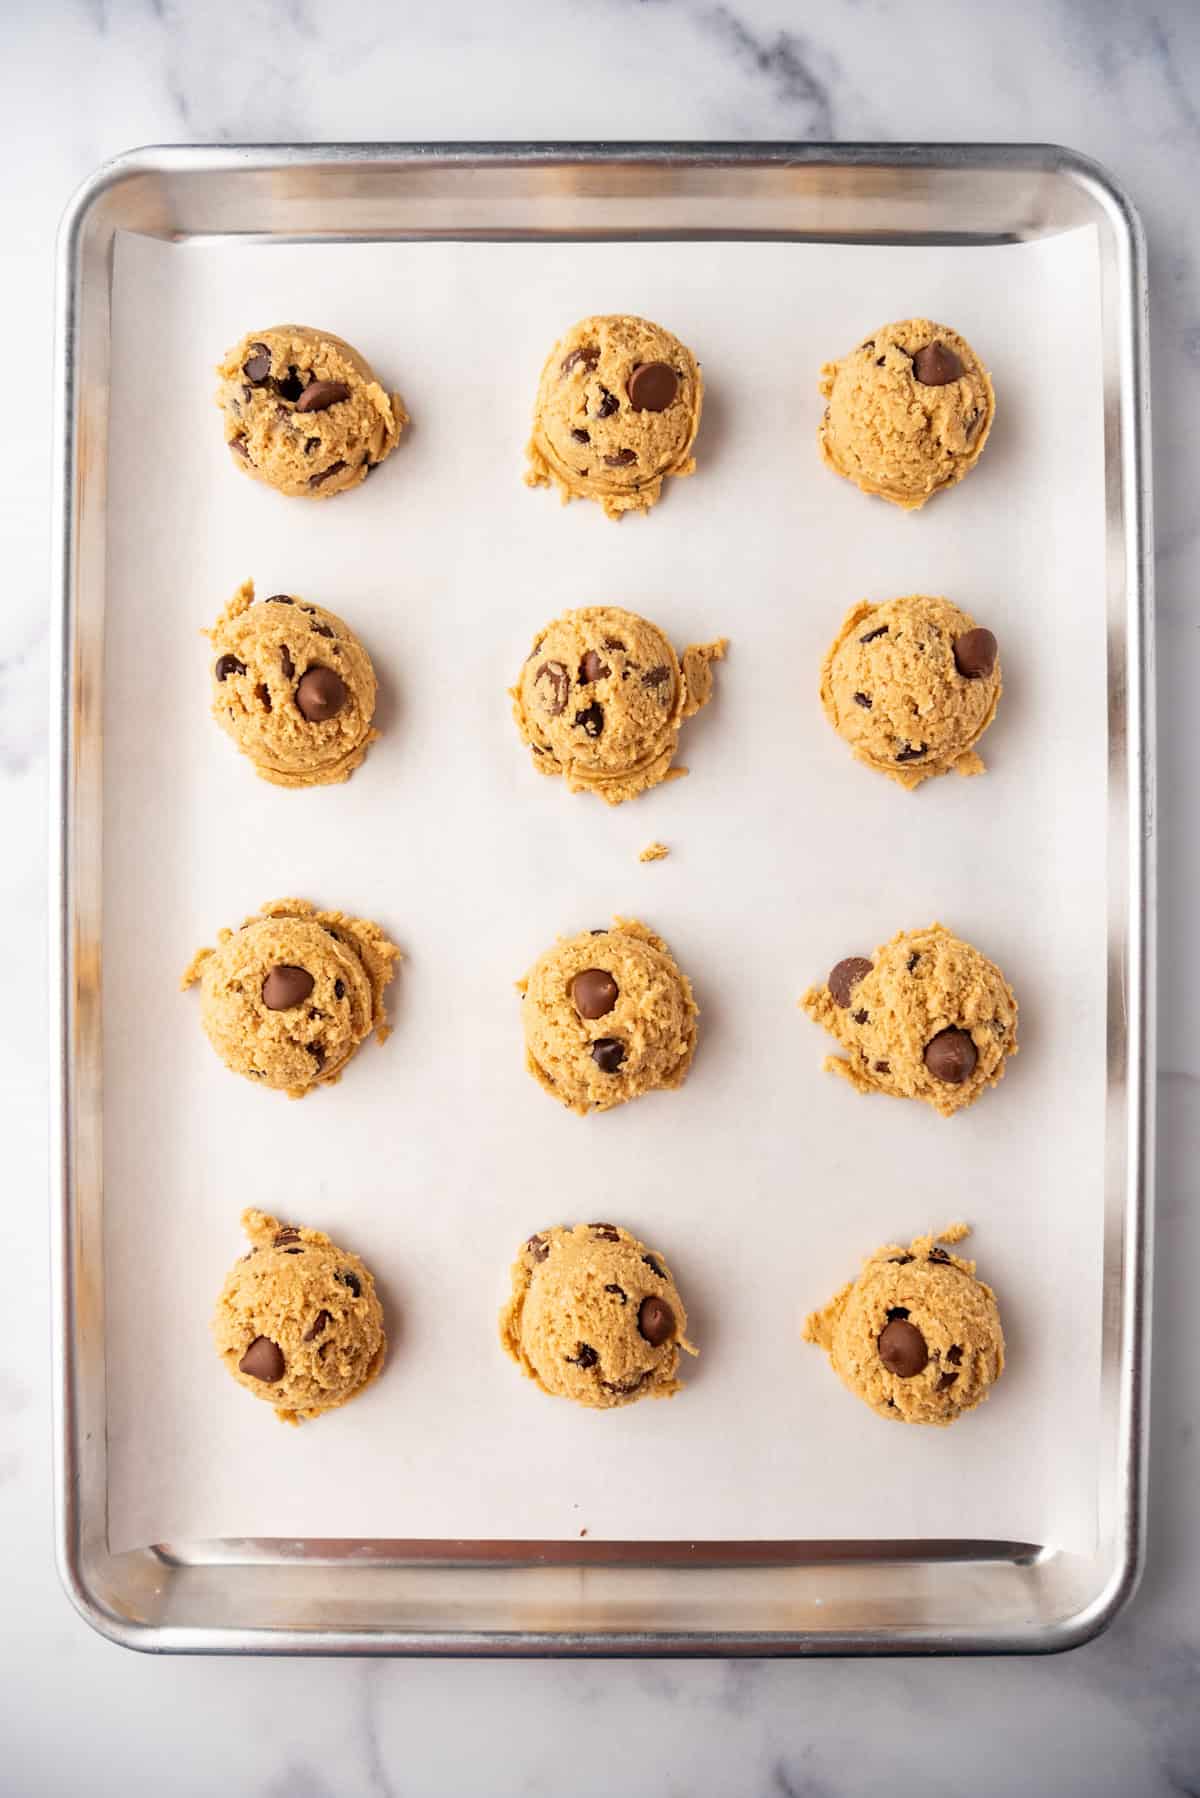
left=639, top=842, right=670, bottom=863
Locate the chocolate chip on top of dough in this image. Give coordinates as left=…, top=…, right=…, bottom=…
left=525, top=313, right=703, bottom=519
left=500, top=1222, right=697, bottom=1409
left=215, top=324, right=408, bottom=500
left=511, top=604, right=727, bottom=806
left=804, top=1224, right=1004, bottom=1425
left=205, top=579, right=378, bottom=787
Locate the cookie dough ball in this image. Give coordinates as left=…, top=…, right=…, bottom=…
left=182, top=898, right=400, bottom=1097
left=216, top=324, right=407, bottom=499
left=525, top=314, right=703, bottom=520
left=821, top=595, right=1001, bottom=789
left=803, top=1224, right=1004, bottom=1425
left=213, top=1209, right=386, bottom=1424
left=207, top=580, right=379, bottom=788
left=818, top=318, right=994, bottom=509
left=519, top=917, right=698, bottom=1115
left=511, top=605, right=726, bottom=804
left=800, top=923, right=1017, bottom=1118
left=500, top=1222, right=697, bottom=1408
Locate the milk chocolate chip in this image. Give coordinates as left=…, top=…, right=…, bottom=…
left=828, top=957, right=872, bottom=1008
left=239, top=1336, right=285, bottom=1382
left=572, top=968, right=619, bottom=1020
left=295, top=666, right=347, bottom=722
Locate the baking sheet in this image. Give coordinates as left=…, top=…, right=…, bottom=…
left=102, top=227, right=1107, bottom=1556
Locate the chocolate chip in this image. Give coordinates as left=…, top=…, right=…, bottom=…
left=262, top=964, right=315, bottom=1010
left=641, top=665, right=670, bottom=689
left=593, top=386, right=618, bottom=419
left=936, top=1370, right=959, bottom=1391
left=214, top=654, right=245, bottom=682
left=912, top=342, right=964, bottom=386
left=265, top=595, right=293, bottom=606
left=889, top=1255, right=914, bottom=1266
left=308, top=460, right=347, bottom=488
left=295, top=666, right=347, bottom=722
left=273, top=1227, right=301, bottom=1246
left=877, top=1318, right=928, bottom=1378
left=924, top=1027, right=978, bottom=1084
left=604, top=1283, right=628, bottom=1304
left=305, top=436, right=320, bottom=454
left=854, top=692, right=872, bottom=709
left=308, top=1044, right=326, bottom=1072
left=239, top=1336, right=285, bottom=1382
left=565, top=1343, right=598, bottom=1368
left=527, top=1234, right=550, bottom=1262
left=947, top=1345, right=963, bottom=1365
left=335, top=1269, right=362, bottom=1297
left=628, top=361, right=679, bottom=411
left=859, top=625, right=888, bottom=644
left=928, top=1248, right=951, bottom=1263
left=230, top=436, right=250, bottom=460
left=533, top=660, right=569, bottom=716
left=242, top=343, right=271, bottom=384
left=886, top=1306, right=909, bottom=1321
left=590, top=1223, right=620, bottom=1240
left=827, top=956, right=872, bottom=1008
left=296, top=379, right=350, bottom=413
left=590, top=1038, right=626, bottom=1073
left=572, top=968, right=619, bottom=1020
left=642, top=1254, right=665, bottom=1280
left=255, top=682, right=272, bottom=712
left=280, top=646, right=294, bottom=680
left=282, top=1247, right=303, bottom=1255
left=851, top=1008, right=869, bottom=1025
left=574, top=702, right=604, bottom=738
left=954, top=627, right=998, bottom=680
left=570, top=427, right=590, bottom=443
left=589, top=929, right=607, bottom=936
left=311, top=622, right=335, bottom=639
left=334, top=979, right=345, bottom=1000
left=638, top=1296, right=674, bottom=1346
left=561, top=346, right=600, bottom=376
left=303, top=1310, right=332, bottom=1343
left=874, top=1061, right=891, bottom=1074
left=907, top=954, right=920, bottom=972
left=602, top=637, right=626, bottom=652
left=895, top=743, right=927, bottom=763
left=276, top=366, right=307, bottom=403
left=603, top=449, right=636, bottom=466
left=579, top=650, right=610, bottom=684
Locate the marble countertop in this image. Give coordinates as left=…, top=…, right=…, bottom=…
left=3, top=1, right=1198, bottom=1792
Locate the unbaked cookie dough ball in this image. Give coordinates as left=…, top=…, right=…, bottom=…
left=800, top=923, right=1017, bottom=1118
left=519, top=917, right=698, bottom=1115
left=207, top=580, right=379, bottom=787
left=500, top=1222, right=697, bottom=1409
left=818, top=318, right=994, bottom=509
left=820, top=595, right=1001, bottom=789
left=216, top=324, right=407, bottom=499
left=803, top=1224, right=1004, bottom=1426
left=525, top=314, right=703, bottom=519
left=511, top=604, right=726, bottom=804
left=182, top=898, right=400, bottom=1098
left=213, top=1209, right=386, bottom=1425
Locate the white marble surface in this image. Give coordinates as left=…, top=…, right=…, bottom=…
left=2, top=0, right=1198, bottom=1791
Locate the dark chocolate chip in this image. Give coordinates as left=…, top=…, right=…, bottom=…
left=265, top=594, right=293, bottom=605
left=334, top=979, right=345, bottom=1000
left=641, top=665, right=670, bottom=689
left=603, top=448, right=636, bottom=467
left=280, top=646, right=294, bottom=680
left=946, top=1345, right=963, bottom=1365
left=574, top=701, right=604, bottom=738
left=533, top=660, right=569, bottom=716
left=311, top=622, right=335, bottom=639
left=923, top=1027, right=978, bottom=1084
left=295, top=666, right=347, bottom=722
left=307, top=1044, right=326, bottom=1072
left=308, top=460, right=348, bottom=488
left=827, top=956, right=873, bottom=1008
left=262, top=964, right=315, bottom=1010
left=242, top=343, right=271, bottom=384
left=570, top=427, right=590, bottom=443
left=561, top=346, right=600, bottom=376
left=295, top=379, right=350, bottom=413
left=230, top=436, right=250, bottom=460
left=255, top=682, right=272, bottom=712
left=579, top=650, right=610, bottom=684
left=874, top=1060, right=891, bottom=1074
left=854, top=691, right=872, bottom=709
left=851, top=1008, right=869, bottom=1025
left=273, top=1227, right=301, bottom=1246
left=590, top=1038, right=626, bottom=1074
left=303, top=1310, right=332, bottom=1342
left=628, top=361, right=678, bottom=412
left=912, top=341, right=964, bottom=386
left=602, top=637, right=626, bottom=652
left=907, top=954, right=920, bottom=972
left=953, top=627, right=998, bottom=680
left=282, top=1248, right=303, bottom=1255
left=642, top=1254, right=665, bottom=1280
left=859, top=625, right=888, bottom=644
left=215, top=654, right=246, bottom=682
left=889, top=1255, right=914, bottom=1266
left=565, top=1343, right=598, bottom=1369
left=239, top=1336, right=285, bottom=1382
left=593, top=386, right=618, bottom=419
left=936, top=1370, right=959, bottom=1391
left=886, top=1306, right=910, bottom=1321
left=335, top=1269, right=362, bottom=1297
left=527, top=1234, right=550, bottom=1262
left=877, top=1318, right=928, bottom=1378
left=590, top=1223, right=620, bottom=1240
left=572, top=967, right=619, bottom=1020
left=604, top=1283, right=628, bottom=1304
left=638, top=1295, right=674, bottom=1346
left=895, top=742, right=928, bottom=763
left=276, top=366, right=307, bottom=403
left=589, top=929, right=607, bottom=936
left=305, top=436, right=320, bottom=454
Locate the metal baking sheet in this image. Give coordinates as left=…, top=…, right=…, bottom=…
left=50, top=144, right=1154, bottom=1655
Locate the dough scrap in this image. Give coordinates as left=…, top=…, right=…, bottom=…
left=639, top=842, right=670, bottom=863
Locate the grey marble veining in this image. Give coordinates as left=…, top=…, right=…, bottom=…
left=3, top=0, right=1199, bottom=1792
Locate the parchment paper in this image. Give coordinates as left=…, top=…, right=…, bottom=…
left=103, top=227, right=1107, bottom=1554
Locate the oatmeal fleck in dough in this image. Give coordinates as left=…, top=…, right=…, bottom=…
left=207, top=580, right=379, bottom=788
left=511, top=605, right=726, bottom=804
left=818, top=318, right=994, bottom=509
left=525, top=314, right=703, bottom=519
left=803, top=1224, right=1004, bottom=1426
left=518, top=917, right=698, bottom=1115
left=213, top=1209, right=386, bottom=1425
left=821, top=594, right=1001, bottom=789
left=800, top=923, right=1017, bottom=1117
left=216, top=324, right=407, bottom=499
left=182, top=898, right=400, bottom=1098
left=500, top=1222, right=697, bottom=1409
